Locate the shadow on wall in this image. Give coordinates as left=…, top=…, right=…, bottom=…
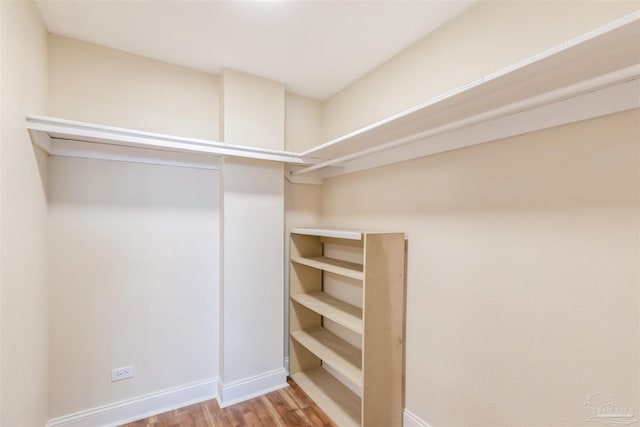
left=321, top=111, right=639, bottom=217
left=46, top=156, right=219, bottom=209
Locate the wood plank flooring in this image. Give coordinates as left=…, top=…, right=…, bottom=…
left=120, top=378, right=337, bottom=427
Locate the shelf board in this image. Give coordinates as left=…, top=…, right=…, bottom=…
left=29, top=14, right=639, bottom=179
left=291, top=292, right=363, bottom=335
left=291, top=228, right=363, bottom=240
left=286, top=12, right=640, bottom=181
left=301, top=13, right=640, bottom=162
left=290, top=327, right=362, bottom=390
left=30, top=15, right=638, bottom=180
left=291, top=256, right=363, bottom=281
left=26, top=115, right=314, bottom=169
left=291, top=367, right=361, bottom=427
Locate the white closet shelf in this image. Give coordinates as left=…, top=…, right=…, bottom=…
left=26, top=115, right=316, bottom=169
left=28, top=13, right=639, bottom=177
left=290, top=327, right=362, bottom=390
left=287, top=11, right=640, bottom=182
left=291, top=292, right=363, bottom=335
left=291, top=256, right=364, bottom=281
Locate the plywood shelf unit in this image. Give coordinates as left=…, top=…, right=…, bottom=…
left=289, top=228, right=405, bottom=427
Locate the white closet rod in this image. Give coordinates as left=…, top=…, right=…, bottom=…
left=291, top=65, right=640, bottom=176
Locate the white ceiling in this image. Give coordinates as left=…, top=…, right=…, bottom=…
left=36, top=0, right=474, bottom=99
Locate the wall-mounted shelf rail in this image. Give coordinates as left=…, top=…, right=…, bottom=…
left=28, top=13, right=639, bottom=179
left=287, top=11, right=640, bottom=182
left=26, top=115, right=315, bottom=170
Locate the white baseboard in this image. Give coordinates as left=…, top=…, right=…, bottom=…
left=46, top=378, right=217, bottom=427
left=404, top=409, right=433, bottom=427
left=217, top=367, right=288, bottom=408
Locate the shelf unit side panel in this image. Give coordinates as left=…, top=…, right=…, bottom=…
left=362, top=233, right=405, bottom=280
left=362, top=234, right=406, bottom=335
left=361, top=325, right=404, bottom=427
left=362, top=233, right=406, bottom=427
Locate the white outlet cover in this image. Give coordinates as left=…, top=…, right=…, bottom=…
left=111, top=366, right=134, bottom=382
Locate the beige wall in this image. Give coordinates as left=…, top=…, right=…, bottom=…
left=285, top=182, right=322, bottom=234
left=218, top=69, right=287, bottom=401
left=47, top=33, right=223, bottom=418
left=285, top=93, right=323, bottom=152
left=323, top=0, right=640, bottom=140
left=320, top=109, right=639, bottom=426
left=48, top=157, right=220, bottom=417
left=48, top=34, right=220, bottom=140
left=283, top=92, right=323, bottom=365
left=0, top=1, right=49, bottom=426
left=45, top=30, right=324, bottom=417
left=219, top=158, right=285, bottom=387
left=283, top=180, right=322, bottom=365
left=221, top=69, right=284, bottom=149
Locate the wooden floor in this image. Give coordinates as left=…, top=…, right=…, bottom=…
left=120, top=378, right=336, bottom=427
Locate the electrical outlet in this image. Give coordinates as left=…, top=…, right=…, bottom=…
left=111, top=366, right=134, bottom=382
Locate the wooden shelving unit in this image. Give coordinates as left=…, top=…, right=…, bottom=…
left=289, top=228, right=405, bottom=427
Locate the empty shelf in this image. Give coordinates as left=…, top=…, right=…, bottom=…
left=291, top=367, right=361, bottom=427
left=291, top=256, right=364, bottom=280
left=291, top=228, right=363, bottom=240
left=291, top=292, right=363, bottom=335
left=290, top=327, right=362, bottom=390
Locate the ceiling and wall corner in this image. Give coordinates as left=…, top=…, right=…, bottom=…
left=48, top=34, right=221, bottom=141
left=220, top=69, right=284, bottom=149
left=35, top=0, right=475, bottom=99
left=320, top=0, right=640, bottom=140
left=30, top=2, right=640, bottom=185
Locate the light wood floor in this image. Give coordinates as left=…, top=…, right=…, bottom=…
left=120, top=378, right=336, bottom=427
